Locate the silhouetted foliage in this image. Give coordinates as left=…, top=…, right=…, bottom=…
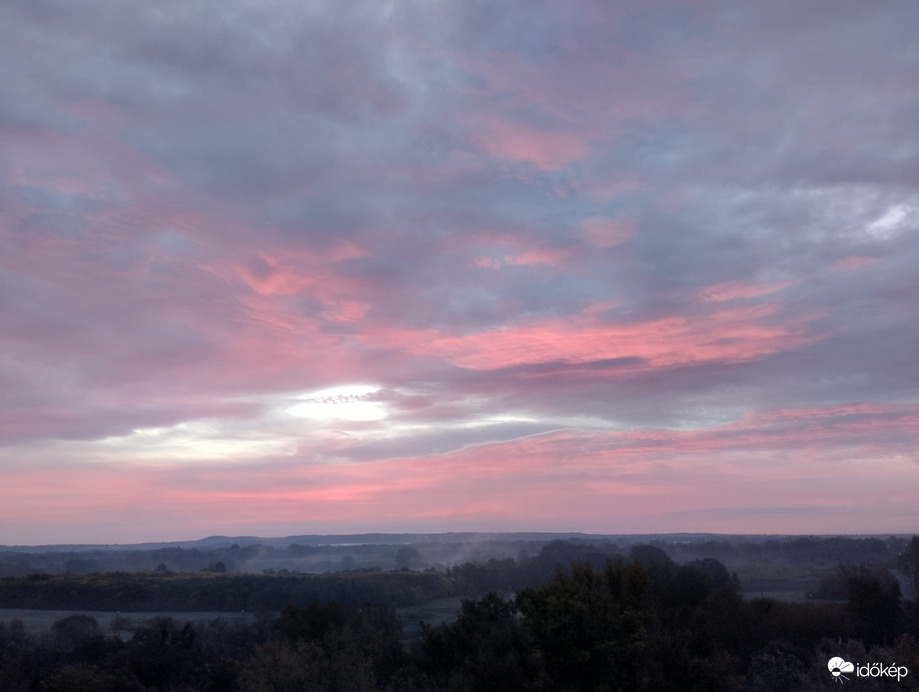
left=421, top=593, right=538, bottom=691
left=840, top=563, right=903, bottom=647
left=0, top=538, right=915, bottom=690
left=899, top=535, right=919, bottom=597
left=517, top=559, right=658, bottom=690
left=0, top=569, right=453, bottom=611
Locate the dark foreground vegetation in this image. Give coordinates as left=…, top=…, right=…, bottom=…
left=1, top=536, right=917, bottom=690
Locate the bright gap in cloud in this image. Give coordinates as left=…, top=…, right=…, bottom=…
left=285, top=384, right=388, bottom=422
left=866, top=204, right=913, bottom=239
left=98, top=422, right=291, bottom=463
left=693, top=184, right=917, bottom=244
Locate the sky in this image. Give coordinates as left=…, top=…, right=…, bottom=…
left=2, top=0, right=918, bottom=545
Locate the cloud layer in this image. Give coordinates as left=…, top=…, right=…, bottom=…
left=2, top=0, right=918, bottom=543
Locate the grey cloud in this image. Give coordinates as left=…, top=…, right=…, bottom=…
left=1, top=0, right=918, bottom=531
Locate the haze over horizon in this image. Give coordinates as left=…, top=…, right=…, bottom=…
left=2, top=0, right=918, bottom=545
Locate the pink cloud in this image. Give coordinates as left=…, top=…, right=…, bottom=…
left=473, top=256, right=502, bottom=270
left=228, top=242, right=369, bottom=298
left=506, top=246, right=573, bottom=266
left=3, top=1, right=919, bottom=543
left=580, top=216, right=636, bottom=248
left=233, top=253, right=319, bottom=297
left=471, top=246, right=571, bottom=269
left=400, top=303, right=821, bottom=371
left=698, top=279, right=796, bottom=302
left=472, top=119, right=587, bottom=170
left=833, top=256, right=878, bottom=270
left=3, top=399, right=916, bottom=541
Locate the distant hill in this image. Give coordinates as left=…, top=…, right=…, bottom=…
left=1, top=530, right=909, bottom=552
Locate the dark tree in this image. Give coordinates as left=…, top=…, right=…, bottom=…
left=840, top=564, right=903, bottom=647
left=516, top=559, right=658, bottom=690
left=421, top=592, right=537, bottom=691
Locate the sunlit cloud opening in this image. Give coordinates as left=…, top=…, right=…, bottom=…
left=866, top=204, right=913, bottom=239
left=97, top=422, right=292, bottom=464
left=285, top=384, right=388, bottom=422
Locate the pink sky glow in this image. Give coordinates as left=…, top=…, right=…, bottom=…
left=1, top=0, right=918, bottom=544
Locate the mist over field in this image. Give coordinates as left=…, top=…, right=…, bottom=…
left=1, top=532, right=918, bottom=689
left=0, top=531, right=914, bottom=600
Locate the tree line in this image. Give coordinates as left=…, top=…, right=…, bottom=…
left=1, top=539, right=918, bottom=690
